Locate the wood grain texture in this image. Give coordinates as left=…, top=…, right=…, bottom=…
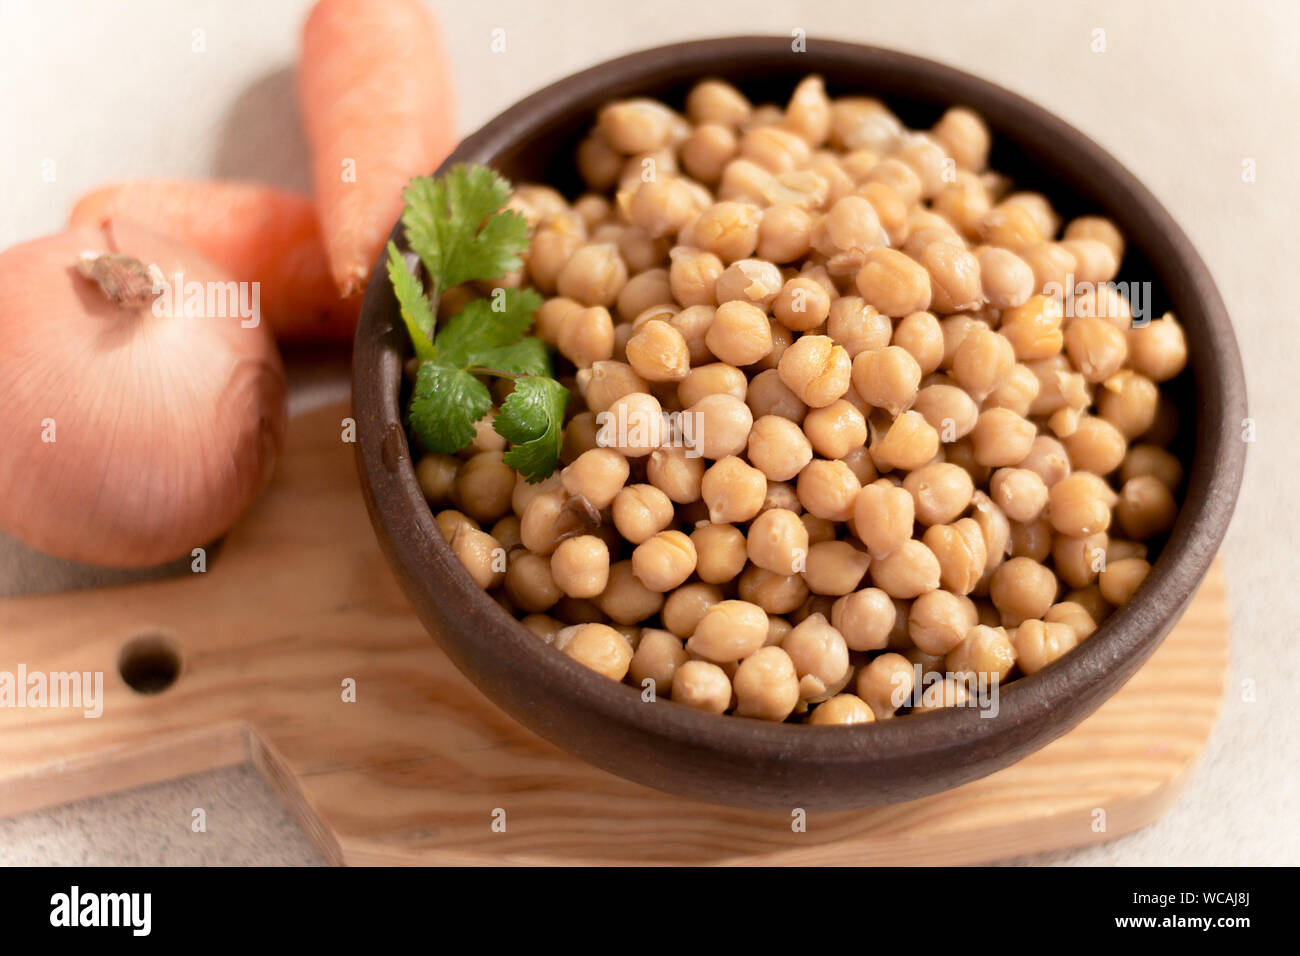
left=0, top=403, right=1229, bottom=866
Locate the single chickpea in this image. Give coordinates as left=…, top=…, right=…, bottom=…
left=951, top=327, right=1015, bottom=400
left=556, top=305, right=616, bottom=368
left=449, top=525, right=506, bottom=590
left=686, top=392, right=753, bottom=459
left=629, top=629, right=689, bottom=697
left=671, top=660, right=733, bottom=714
left=762, top=480, right=803, bottom=515
left=549, top=535, right=610, bottom=599
left=687, top=599, right=770, bottom=662
left=827, top=296, right=892, bottom=357
left=677, top=362, right=747, bottom=408
left=757, top=203, right=815, bottom=263
left=863, top=157, right=922, bottom=206
left=518, top=490, right=566, bottom=555
left=850, top=480, right=914, bottom=558
left=701, top=456, right=767, bottom=523
left=969, top=407, right=1036, bottom=468
left=612, top=483, right=674, bottom=544
left=554, top=596, right=605, bottom=626
left=1066, top=585, right=1111, bottom=624
left=976, top=246, right=1034, bottom=309
left=946, top=624, right=1017, bottom=683
left=922, top=518, right=988, bottom=595
left=521, top=614, right=564, bottom=643
left=1060, top=237, right=1118, bottom=284
left=691, top=523, right=749, bottom=584
left=690, top=201, right=761, bottom=263
left=1012, top=619, right=1078, bottom=676
left=455, top=452, right=516, bottom=523
left=870, top=539, right=941, bottom=599
left=561, top=448, right=630, bottom=510
left=850, top=345, right=921, bottom=416
left=802, top=540, right=872, bottom=596
left=1098, top=370, right=1160, bottom=440
left=912, top=383, right=979, bottom=441
left=747, top=414, right=814, bottom=481
left=416, top=454, right=459, bottom=506
left=732, top=646, right=800, bottom=721
left=797, top=459, right=862, bottom=521
left=904, top=462, right=975, bottom=526
left=1048, top=472, right=1113, bottom=536
left=782, top=612, right=851, bottom=697
left=828, top=587, right=894, bottom=651
left=596, top=99, right=674, bottom=153
left=598, top=391, right=664, bottom=458
left=1009, top=516, right=1053, bottom=562
left=1000, top=294, right=1064, bottom=361
left=659, top=582, right=723, bottom=637
left=646, top=444, right=706, bottom=504
left=978, top=202, right=1043, bottom=251
left=747, top=367, right=808, bottom=422
left=556, top=623, right=634, bottom=681
left=1019, top=435, right=1072, bottom=488
left=1044, top=602, right=1098, bottom=642
left=892, top=311, right=945, bottom=375
left=715, top=258, right=784, bottom=309
left=988, top=468, right=1049, bottom=523
left=932, top=106, right=990, bottom=171
left=1064, top=216, right=1124, bottom=261
left=625, top=319, right=691, bottom=382
left=681, top=123, right=739, bottom=184
left=577, top=136, right=623, bottom=191
left=1115, top=475, right=1178, bottom=540
left=1121, top=444, right=1183, bottom=491
left=578, top=361, right=649, bottom=414
left=686, top=79, right=751, bottom=127
left=778, top=335, right=853, bottom=408
left=1062, top=415, right=1127, bottom=475
left=872, top=411, right=942, bottom=473
left=772, top=277, right=832, bottom=332
left=598, top=560, right=666, bottom=625
left=921, top=242, right=983, bottom=315
left=738, top=563, right=810, bottom=614
left=1052, top=531, right=1108, bottom=589
left=556, top=244, right=628, bottom=307
left=504, top=550, right=563, bottom=613
left=718, top=157, right=776, bottom=205
left=810, top=694, right=875, bottom=725
left=668, top=247, right=725, bottom=308
left=802, top=400, right=868, bottom=460
left=856, top=652, right=915, bottom=719
left=1127, top=314, right=1188, bottom=383
left=989, top=556, right=1057, bottom=626
left=908, top=589, right=978, bottom=655
left=747, top=508, right=810, bottom=576
left=704, top=299, right=773, bottom=367
left=1064, top=314, right=1128, bottom=383
left=854, top=247, right=932, bottom=317
left=632, top=530, right=698, bottom=591
left=740, top=124, right=812, bottom=173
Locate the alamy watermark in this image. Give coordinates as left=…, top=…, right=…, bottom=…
left=0, top=665, right=103, bottom=718
left=150, top=268, right=261, bottom=328
left=1046, top=274, right=1154, bottom=326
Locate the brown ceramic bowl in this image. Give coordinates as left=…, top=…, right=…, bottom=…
left=352, top=37, right=1246, bottom=811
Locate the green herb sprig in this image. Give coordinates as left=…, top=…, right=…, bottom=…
left=386, top=164, right=569, bottom=482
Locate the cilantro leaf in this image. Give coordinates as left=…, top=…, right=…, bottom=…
left=385, top=242, right=436, bottom=363
left=409, top=363, right=491, bottom=455
left=494, top=377, right=570, bottom=483
left=472, top=337, right=551, bottom=377
left=400, top=165, right=531, bottom=299
left=433, top=289, right=543, bottom=368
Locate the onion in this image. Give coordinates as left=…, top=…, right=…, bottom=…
left=0, top=219, right=287, bottom=567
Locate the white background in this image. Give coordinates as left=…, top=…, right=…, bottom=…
left=0, top=0, right=1297, bottom=864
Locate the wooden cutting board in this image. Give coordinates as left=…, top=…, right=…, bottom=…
left=0, top=402, right=1229, bottom=865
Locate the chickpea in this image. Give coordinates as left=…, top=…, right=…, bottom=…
left=1009, top=515, right=1053, bottom=562
left=718, top=157, right=775, bottom=205
left=827, top=296, right=892, bottom=357
left=778, top=335, right=852, bottom=408
left=1115, top=475, right=1178, bottom=540
left=872, top=411, right=941, bottom=473
left=1064, top=215, right=1124, bottom=261
left=668, top=247, right=724, bottom=308
left=762, top=480, right=802, bottom=515
left=455, top=452, right=516, bottom=523
left=688, top=201, right=760, bottom=263
left=985, top=467, right=1048, bottom=524
left=851, top=345, right=921, bottom=416
left=578, top=361, right=649, bottom=415
left=801, top=400, right=866, bottom=461
left=416, top=453, right=459, bottom=505
left=686, top=79, right=751, bottom=127
left=969, top=408, right=1036, bottom=468
left=757, top=203, right=815, bottom=263
left=665, top=580, right=728, bottom=639
left=448, top=524, right=505, bottom=590
left=747, top=508, right=810, bottom=576
left=1044, top=601, right=1098, bottom=642
left=577, top=136, right=623, bottom=191
left=922, top=517, right=988, bottom=595
left=976, top=246, right=1034, bottom=309
left=598, top=560, right=666, bottom=625
left=521, top=614, right=564, bottom=643
left=908, top=589, right=978, bottom=655
left=690, top=523, right=748, bottom=584
left=796, top=459, right=862, bottom=521
left=769, top=277, right=830, bottom=333
left=681, top=123, right=738, bottom=184
left=561, top=448, right=629, bottom=510
left=856, top=652, right=915, bottom=719
left=555, top=623, right=634, bottom=681
left=809, top=694, right=875, bottom=725
left=871, top=539, right=941, bottom=599
left=904, top=462, right=975, bottom=526
left=849, top=480, right=912, bottom=558
left=629, top=629, right=688, bottom=696
left=1048, top=472, right=1113, bottom=536
left=1012, top=619, right=1077, bottom=676
left=1121, top=444, right=1183, bottom=491
left=919, top=242, right=981, bottom=315
left=732, top=646, right=800, bottom=721
left=1128, top=314, right=1188, bottom=383
left=555, top=243, right=627, bottom=308
left=518, top=490, right=566, bottom=555
left=1060, top=237, right=1118, bottom=285
left=549, top=534, right=610, bottom=600
left=612, top=483, right=674, bottom=544
left=853, top=247, right=932, bottom=317
left=742, top=415, right=810, bottom=482
left=685, top=392, right=753, bottom=459
left=1098, top=370, right=1159, bottom=440
left=504, top=550, right=562, bottom=613
left=625, top=319, right=691, bottom=382
left=702, top=299, right=772, bottom=367
left=978, top=202, right=1043, bottom=251
left=740, top=124, right=812, bottom=173
left=951, top=327, right=1015, bottom=400
left=616, top=271, right=672, bottom=325
left=738, top=563, right=809, bottom=614
left=598, top=391, right=664, bottom=458
left=554, top=304, right=615, bottom=368
left=678, top=362, right=747, bottom=409
left=632, top=530, right=698, bottom=591
left=687, top=599, right=769, bottom=662
left=641, top=444, right=702, bottom=504
left=893, top=311, right=945, bottom=375
left=701, top=456, right=767, bottom=523
left=671, top=660, right=733, bottom=713
left=715, top=258, right=783, bottom=310
left=946, top=624, right=1016, bottom=683
left=912, top=383, right=979, bottom=441
left=797, top=540, right=870, bottom=597
left=989, top=556, right=1057, bottom=626
left=746, top=368, right=807, bottom=422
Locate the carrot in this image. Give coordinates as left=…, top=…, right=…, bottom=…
left=69, top=180, right=358, bottom=343
left=299, top=0, right=457, bottom=298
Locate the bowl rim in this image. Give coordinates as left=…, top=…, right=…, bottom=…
left=353, top=36, right=1247, bottom=774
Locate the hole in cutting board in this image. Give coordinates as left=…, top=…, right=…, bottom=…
left=118, top=634, right=181, bottom=694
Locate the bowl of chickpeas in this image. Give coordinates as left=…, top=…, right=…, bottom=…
left=353, top=37, right=1246, bottom=810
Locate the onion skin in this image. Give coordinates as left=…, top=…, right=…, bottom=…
left=0, top=221, right=287, bottom=567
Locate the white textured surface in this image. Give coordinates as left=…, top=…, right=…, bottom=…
left=1, top=0, right=1297, bottom=865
